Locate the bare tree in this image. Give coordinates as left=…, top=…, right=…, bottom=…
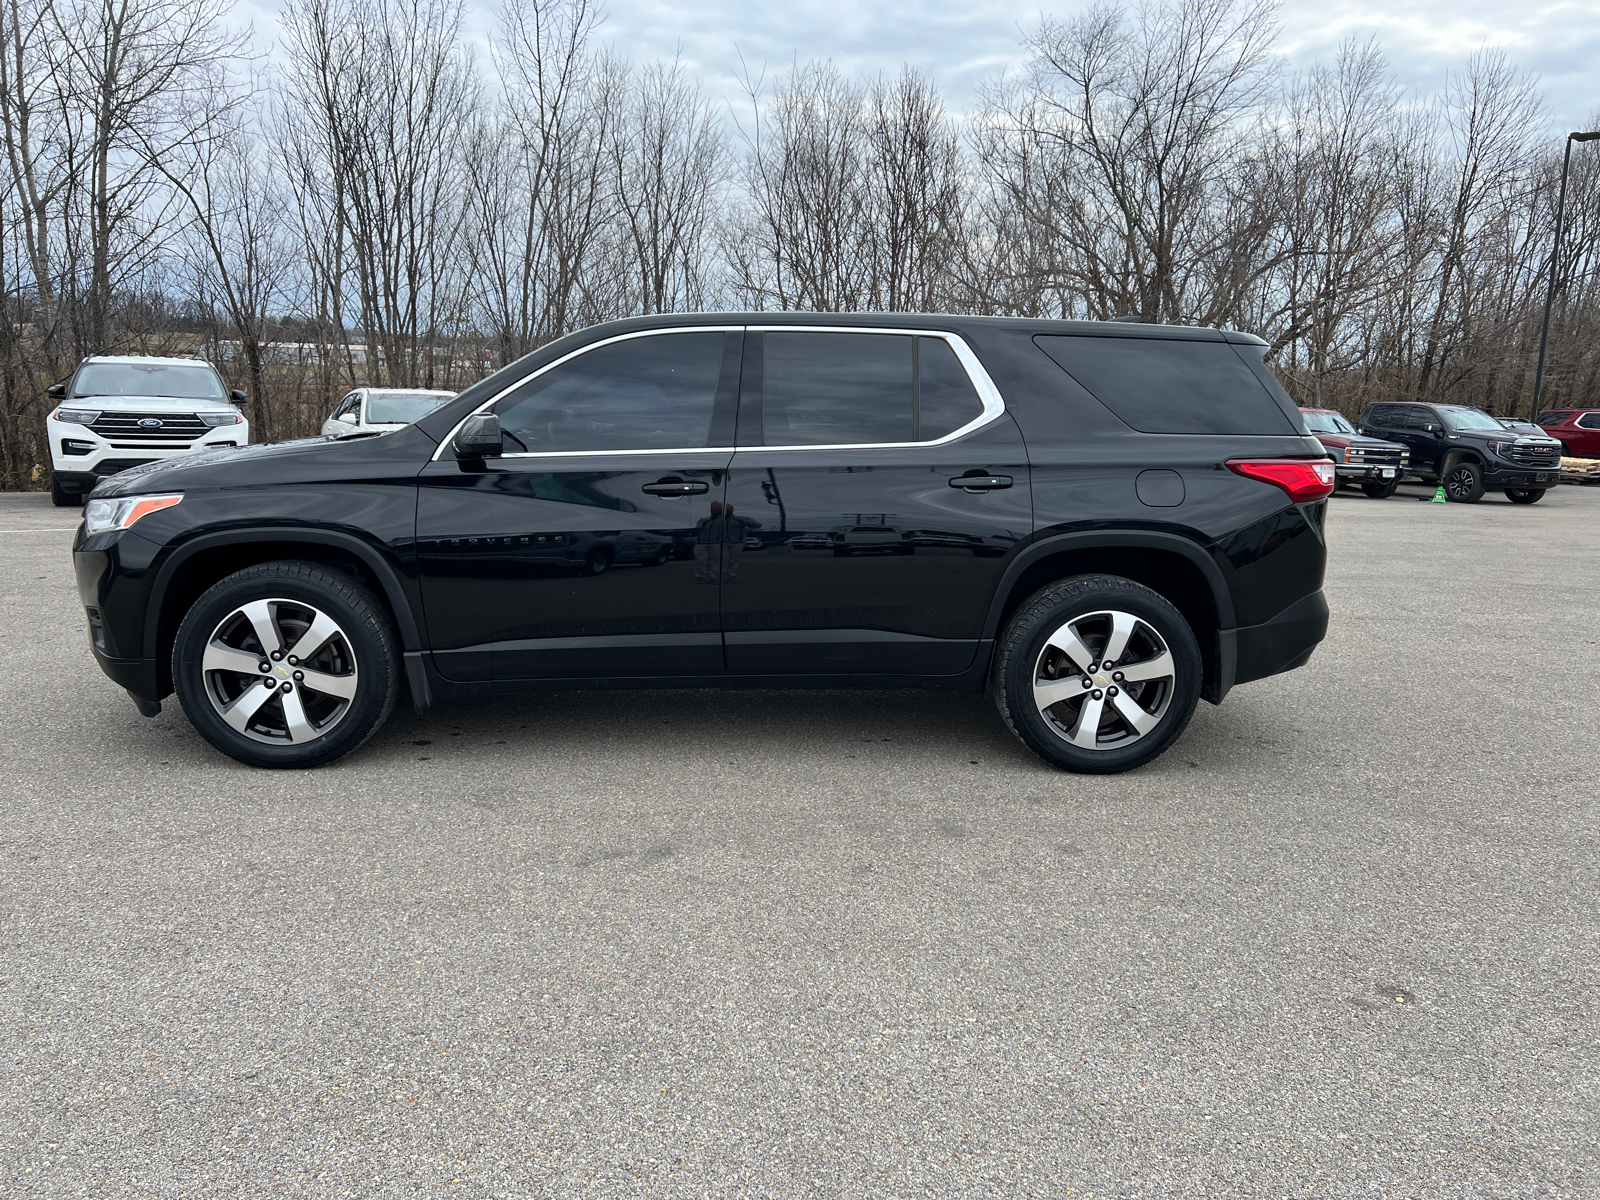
left=972, top=0, right=1280, bottom=322
left=613, top=58, right=727, bottom=314
left=280, top=0, right=479, bottom=388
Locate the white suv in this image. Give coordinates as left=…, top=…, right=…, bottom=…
left=47, top=356, right=250, bottom=506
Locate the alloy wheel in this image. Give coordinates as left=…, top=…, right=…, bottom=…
left=201, top=598, right=359, bottom=745
left=1445, top=466, right=1478, bottom=501
left=1032, top=609, right=1176, bottom=750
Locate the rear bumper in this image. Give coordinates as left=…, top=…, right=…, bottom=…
left=1230, top=590, right=1329, bottom=688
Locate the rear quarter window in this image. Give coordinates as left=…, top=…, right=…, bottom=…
left=1034, top=336, right=1295, bottom=436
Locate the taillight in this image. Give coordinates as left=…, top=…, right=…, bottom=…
left=1226, top=458, right=1336, bottom=503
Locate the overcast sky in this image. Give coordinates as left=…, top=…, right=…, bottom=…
left=239, top=0, right=1600, bottom=134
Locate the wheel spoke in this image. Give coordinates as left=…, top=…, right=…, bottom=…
left=288, top=611, right=341, bottom=661
left=1111, top=690, right=1159, bottom=736
left=1101, top=611, right=1137, bottom=665
left=1044, top=626, right=1096, bottom=673
left=298, top=667, right=357, bottom=701
left=1066, top=692, right=1105, bottom=748
left=238, top=599, right=282, bottom=657
left=219, top=679, right=276, bottom=734
left=203, top=642, right=265, bottom=677
left=1033, top=675, right=1085, bottom=712
left=1118, top=650, right=1174, bottom=683
left=280, top=687, right=315, bottom=742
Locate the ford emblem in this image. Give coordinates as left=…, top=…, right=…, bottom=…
left=138, top=418, right=163, bottom=428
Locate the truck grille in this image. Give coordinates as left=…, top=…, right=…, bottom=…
left=88, top=412, right=206, bottom=442
left=1506, top=442, right=1560, bottom=467
left=1347, top=446, right=1406, bottom=465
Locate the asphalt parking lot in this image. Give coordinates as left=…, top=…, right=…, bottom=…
left=2, top=483, right=1597, bottom=1198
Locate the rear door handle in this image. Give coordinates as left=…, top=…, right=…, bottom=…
left=642, top=479, right=709, bottom=497
left=949, top=474, right=1013, bottom=492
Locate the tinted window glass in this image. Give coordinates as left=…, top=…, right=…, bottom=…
left=1536, top=411, right=1571, bottom=426
left=918, top=338, right=983, bottom=440
left=1576, top=413, right=1600, bottom=430
left=1440, top=406, right=1503, bottom=432
left=494, top=333, right=723, bottom=453
left=763, top=332, right=913, bottom=446
left=74, top=362, right=224, bottom=401
left=1034, top=337, right=1294, bottom=435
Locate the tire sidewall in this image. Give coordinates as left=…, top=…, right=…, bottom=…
left=173, top=562, right=398, bottom=768
left=1444, top=462, right=1484, bottom=503
left=996, top=576, right=1202, bottom=774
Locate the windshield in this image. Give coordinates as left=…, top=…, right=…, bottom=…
left=366, top=391, right=453, bottom=424
left=73, top=362, right=224, bottom=401
left=1300, top=411, right=1355, bottom=435
left=1440, top=407, right=1505, bottom=432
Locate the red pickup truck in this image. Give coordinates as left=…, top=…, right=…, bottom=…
left=1535, top=410, right=1600, bottom=458
left=1299, top=407, right=1410, bottom=498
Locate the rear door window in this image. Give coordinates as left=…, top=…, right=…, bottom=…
left=1034, top=336, right=1295, bottom=435
left=1577, top=413, right=1600, bottom=430
left=916, top=338, right=984, bottom=440
left=761, top=332, right=914, bottom=446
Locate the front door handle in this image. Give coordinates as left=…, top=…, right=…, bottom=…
left=642, top=479, right=710, bottom=497
left=949, top=474, right=1013, bottom=492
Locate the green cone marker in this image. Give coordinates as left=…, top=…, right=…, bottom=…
left=1432, top=485, right=1447, bottom=503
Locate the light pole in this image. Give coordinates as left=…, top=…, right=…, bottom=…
left=1530, top=130, right=1600, bottom=422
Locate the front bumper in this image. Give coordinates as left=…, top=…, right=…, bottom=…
left=1483, top=463, right=1559, bottom=489
left=1335, top=462, right=1402, bottom=481
left=49, top=423, right=246, bottom=490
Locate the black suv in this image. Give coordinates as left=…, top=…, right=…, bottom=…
left=73, top=315, right=1333, bottom=774
left=1357, top=402, right=1563, bottom=503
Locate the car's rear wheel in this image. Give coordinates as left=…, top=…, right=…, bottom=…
left=1504, top=488, right=1546, bottom=504
left=994, top=575, right=1202, bottom=774
left=172, top=561, right=398, bottom=769
left=1361, top=478, right=1399, bottom=499
left=50, top=474, right=83, bottom=507
left=1443, top=461, right=1485, bottom=503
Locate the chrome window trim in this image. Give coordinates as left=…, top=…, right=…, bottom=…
left=431, top=323, right=1006, bottom=461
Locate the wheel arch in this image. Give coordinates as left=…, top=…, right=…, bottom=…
left=147, top=530, right=421, bottom=697
left=984, top=532, right=1235, bottom=703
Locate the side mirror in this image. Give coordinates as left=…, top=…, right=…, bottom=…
left=337, top=411, right=358, bottom=424
left=229, top=389, right=247, bottom=405
left=452, top=412, right=503, bottom=458
left=47, top=382, right=66, bottom=400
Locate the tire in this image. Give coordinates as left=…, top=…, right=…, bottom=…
left=172, top=561, right=399, bottom=769
left=1505, top=488, right=1545, bottom=505
left=51, top=474, right=83, bottom=507
left=640, top=545, right=669, bottom=567
left=1442, top=460, right=1485, bottom=503
left=1361, top=478, right=1399, bottom=499
left=993, top=575, right=1202, bottom=774
left=582, top=548, right=612, bottom=575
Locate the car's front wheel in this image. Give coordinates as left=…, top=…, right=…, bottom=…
left=1443, top=461, right=1485, bottom=503
left=993, top=575, right=1202, bottom=774
left=172, top=561, right=399, bottom=769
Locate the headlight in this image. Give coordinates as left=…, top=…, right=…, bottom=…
left=197, top=412, right=243, bottom=427
left=83, top=493, right=182, bottom=536
left=52, top=408, right=101, bottom=424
